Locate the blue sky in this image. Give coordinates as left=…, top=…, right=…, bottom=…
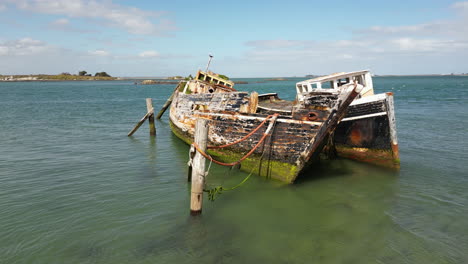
left=0, top=0, right=467, bottom=77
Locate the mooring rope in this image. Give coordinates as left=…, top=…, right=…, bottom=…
left=192, top=132, right=269, bottom=167
left=197, top=114, right=278, bottom=201
left=191, top=114, right=278, bottom=167
left=204, top=134, right=271, bottom=201
left=207, top=114, right=274, bottom=149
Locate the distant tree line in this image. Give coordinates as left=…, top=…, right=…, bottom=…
left=78, top=70, right=111, bottom=77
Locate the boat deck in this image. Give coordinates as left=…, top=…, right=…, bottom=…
left=258, top=99, right=293, bottom=111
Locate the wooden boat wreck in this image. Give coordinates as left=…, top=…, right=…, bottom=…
left=168, top=70, right=399, bottom=183
left=261, top=71, right=399, bottom=169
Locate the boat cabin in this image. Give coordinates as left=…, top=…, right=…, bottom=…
left=295, top=70, right=374, bottom=102
left=195, top=70, right=234, bottom=88
left=183, top=70, right=235, bottom=94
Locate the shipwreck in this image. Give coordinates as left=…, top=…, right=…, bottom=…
left=168, top=69, right=399, bottom=183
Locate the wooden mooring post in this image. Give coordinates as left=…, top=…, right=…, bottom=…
left=146, top=98, right=156, bottom=136
left=127, top=98, right=156, bottom=137
left=190, top=119, right=209, bottom=216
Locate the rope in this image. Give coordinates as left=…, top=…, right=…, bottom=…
left=197, top=113, right=278, bottom=201
left=192, top=130, right=270, bottom=167
left=192, top=114, right=278, bottom=167
left=204, top=131, right=272, bottom=201
left=207, top=115, right=274, bottom=149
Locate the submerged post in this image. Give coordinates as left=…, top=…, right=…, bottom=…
left=190, top=119, right=209, bottom=216
left=146, top=98, right=156, bottom=136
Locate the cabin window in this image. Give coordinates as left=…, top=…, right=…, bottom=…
left=330, top=81, right=338, bottom=89
left=337, top=79, right=348, bottom=86
left=355, top=75, right=364, bottom=85
left=198, top=74, right=205, bottom=80
left=220, top=82, right=225, bottom=86
left=320, top=82, right=332, bottom=89
left=206, top=76, right=212, bottom=82
left=227, top=84, right=232, bottom=88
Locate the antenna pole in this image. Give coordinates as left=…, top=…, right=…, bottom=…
left=205, top=54, right=213, bottom=72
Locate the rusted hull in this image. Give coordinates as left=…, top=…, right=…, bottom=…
left=257, top=92, right=400, bottom=169
left=334, top=93, right=400, bottom=168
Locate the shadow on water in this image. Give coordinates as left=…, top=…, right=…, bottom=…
left=294, top=159, right=353, bottom=184
left=295, top=157, right=400, bottom=184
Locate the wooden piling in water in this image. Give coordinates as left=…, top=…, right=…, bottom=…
left=146, top=98, right=156, bottom=136
left=156, top=86, right=179, bottom=119
left=190, top=119, right=209, bottom=216
left=127, top=98, right=156, bottom=137
left=127, top=111, right=151, bottom=136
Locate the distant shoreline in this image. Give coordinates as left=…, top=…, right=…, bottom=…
left=0, top=79, right=119, bottom=82
left=1, top=74, right=467, bottom=82
left=0, top=74, right=118, bottom=82
left=0, top=74, right=187, bottom=82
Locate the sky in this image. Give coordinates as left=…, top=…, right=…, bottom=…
left=0, top=0, right=467, bottom=77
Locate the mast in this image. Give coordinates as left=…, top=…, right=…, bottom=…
left=205, top=54, right=213, bottom=72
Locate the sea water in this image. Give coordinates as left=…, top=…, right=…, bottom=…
left=0, top=76, right=467, bottom=263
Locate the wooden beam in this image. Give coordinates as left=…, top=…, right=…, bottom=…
left=156, top=86, right=179, bottom=119
left=127, top=111, right=153, bottom=136
left=304, top=83, right=363, bottom=162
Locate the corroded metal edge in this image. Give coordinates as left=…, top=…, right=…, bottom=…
left=335, top=144, right=400, bottom=169
left=333, top=93, right=400, bottom=169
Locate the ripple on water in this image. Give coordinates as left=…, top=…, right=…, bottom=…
left=1, top=78, right=468, bottom=263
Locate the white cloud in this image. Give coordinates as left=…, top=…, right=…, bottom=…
left=51, top=18, right=69, bottom=26
left=355, top=1, right=468, bottom=40
left=5, top=0, right=177, bottom=35
left=47, top=17, right=96, bottom=33
left=0, top=37, right=50, bottom=56
left=235, top=1, right=468, bottom=76
left=340, top=54, right=353, bottom=59
left=89, top=50, right=110, bottom=56
left=139, top=50, right=159, bottom=58
left=0, top=46, right=8, bottom=56
left=452, top=1, right=468, bottom=10
left=246, top=40, right=311, bottom=49
left=0, top=37, right=189, bottom=76
left=391, top=38, right=440, bottom=52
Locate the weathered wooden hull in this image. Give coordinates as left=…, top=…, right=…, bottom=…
left=334, top=92, right=400, bottom=168
left=169, top=118, right=303, bottom=183
left=169, top=94, right=320, bottom=183
left=169, top=87, right=360, bottom=183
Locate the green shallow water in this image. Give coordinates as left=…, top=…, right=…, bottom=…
left=0, top=77, right=467, bottom=263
